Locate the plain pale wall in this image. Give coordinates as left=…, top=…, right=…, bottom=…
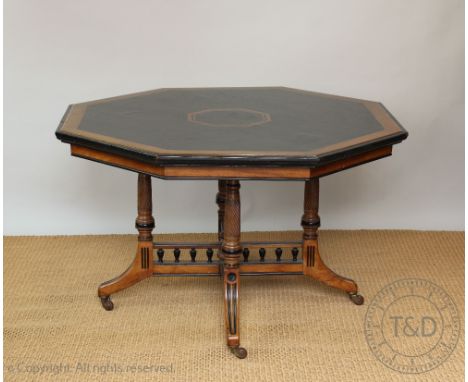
left=4, top=0, right=464, bottom=235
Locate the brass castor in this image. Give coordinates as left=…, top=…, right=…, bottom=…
left=348, top=293, right=364, bottom=305
left=100, top=296, right=114, bottom=311
left=230, top=346, right=248, bottom=359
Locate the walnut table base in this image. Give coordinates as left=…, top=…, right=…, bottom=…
left=97, top=175, right=364, bottom=358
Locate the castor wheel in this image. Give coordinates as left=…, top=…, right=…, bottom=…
left=100, top=296, right=114, bottom=311
left=230, top=346, right=248, bottom=359
left=348, top=293, right=364, bottom=305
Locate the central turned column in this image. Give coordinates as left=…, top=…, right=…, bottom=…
left=216, top=180, right=227, bottom=242
left=221, top=180, right=247, bottom=359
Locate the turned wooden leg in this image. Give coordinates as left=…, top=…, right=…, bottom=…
left=216, top=180, right=227, bottom=242
left=97, top=173, right=155, bottom=310
left=302, top=178, right=364, bottom=305
left=222, top=180, right=247, bottom=359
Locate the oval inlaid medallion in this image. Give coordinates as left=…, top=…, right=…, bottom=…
left=187, top=108, right=271, bottom=128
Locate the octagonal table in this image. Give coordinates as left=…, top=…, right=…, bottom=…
left=56, top=87, right=407, bottom=358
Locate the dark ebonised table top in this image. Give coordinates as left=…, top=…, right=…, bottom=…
left=56, top=87, right=407, bottom=166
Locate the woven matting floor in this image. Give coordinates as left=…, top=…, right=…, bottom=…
left=4, top=231, right=464, bottom=381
